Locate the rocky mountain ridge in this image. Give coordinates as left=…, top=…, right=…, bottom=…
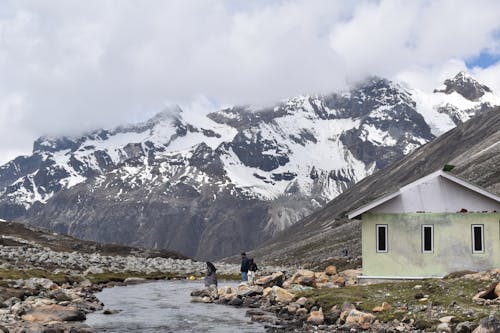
left=0, top=72, right=498, bottom=260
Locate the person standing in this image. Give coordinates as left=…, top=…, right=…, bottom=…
left=204, top=261, right=218, bottom=287
left=240, top=252, right=250, bottom=282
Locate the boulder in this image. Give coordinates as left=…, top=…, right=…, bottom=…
left=22, top=278, right=57, bottom=290
left=271, top=286, right=295, bottom=304
left=80, top=279, right=92, bottom=288
left=255, top=272, right=285, bottom=288
left=296, top=308, right=308, bottom=317
left=289, top=270, right=315, bottom=286
left=22, top=304, right=86, bottom=323
left=324, top=309, right=341, bottom=325
left=228, top=297, right=243, bottom=306
left=295, top=297, right=308, bottom=306
left=190, top=289, right=212, bottom=298
left=473, top=282, right=500, bottom=301
left=289, top=284, right=314, bottom=293
left=316, top=282, right=339, bottom=289
left=287, top=304, right=298, bottom=314
left=345, top=309, right=375, bottom=330
left=472, top=315, right=500, bottom=333
left=372, top=302, right=391, bottom=312
left=338, top=269, right=361, bottom=285
left=218, top=286, right=235, bottom=296
left=456, top=321, right=477, bottom=333
left=314, top=272, right=331, bottom=284
left=307, top=307, right=324, bottom=325
left=191, top=296, right=212, bottom=303
left=325, top=265, right=337, bottom=276
left=262, top=287, right=272, bottom=298
left=332, top=275, right=346, bottom=287
left=238, top=288, right=259, bottom=298
left=437, top=322, right=452, bottom=333
left=83, top=267, right=104, bottom=275
left=251, top=314, right=276, bottom=323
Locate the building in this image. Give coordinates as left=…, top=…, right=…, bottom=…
left=347, top=169, right=500, bottom=279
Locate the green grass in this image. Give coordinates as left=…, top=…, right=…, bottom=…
left=217, top=273, right=241, bottom=281
left=0, top=267, right=241, bottom=286
left=298, top=278, right=495, bottom=326
left=0, top=268, right=81, bottom=285
left=0, top=268, right=201, bottom=285
left=86, top=271, right=183, bottom=284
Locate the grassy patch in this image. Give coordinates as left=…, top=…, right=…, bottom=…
left=298, top=278, right=494, bottom=326
left=217, top=273, right=241, bottom=281
left=0, top=269, right=190, bottom=285
left=86, top=271, right=182, bottom=284
left=0, top=268, right=80, bottom=285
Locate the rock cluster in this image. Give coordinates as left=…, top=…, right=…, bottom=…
left=0, top=240, right=267, bottom=276
left=0, top=277, right=101, bottom=333
left=190, top=266, right=500, bottom=332
left=190, top=266, right=387, bottom=331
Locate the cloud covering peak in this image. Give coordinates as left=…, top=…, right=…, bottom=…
left=1, top=0, right=500, bottom=163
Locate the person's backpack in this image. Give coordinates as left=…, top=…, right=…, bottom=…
left=249, top=259, right=258, bottom=272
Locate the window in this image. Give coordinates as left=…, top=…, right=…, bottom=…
left=422, top=225, right=433, bottom=253
left=472, top=224, right=484, bottom=253
left=376, top=225, right=388, bottom=252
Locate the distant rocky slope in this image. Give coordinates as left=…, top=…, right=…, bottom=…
left=0, top=72, right=498, bottom=260
left=0, top=220, right=187, bottom=260
left=251, top=107, right=500, bottom=267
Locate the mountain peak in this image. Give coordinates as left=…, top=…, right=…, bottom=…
left=147, top=106, right=183, bottom=124
left=434, top=71, right=492, bottom=100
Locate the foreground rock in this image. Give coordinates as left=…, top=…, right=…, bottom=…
left=0, top=277, right=102, bottom=332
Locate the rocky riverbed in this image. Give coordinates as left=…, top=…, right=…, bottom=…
left=0, top=222, right=280, bottom=332
left=191, top=268, right=500, bottom=333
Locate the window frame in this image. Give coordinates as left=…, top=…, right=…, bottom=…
left=471, top=224, right=484, bottom=254
left=376, top=224, right=388, bottom=253
left=421, top=224, right=434, bottom=253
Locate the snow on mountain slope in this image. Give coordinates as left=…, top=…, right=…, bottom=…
left=0, top=72, right=498, bottom=259
left=410, top=71, right=500, bottom=135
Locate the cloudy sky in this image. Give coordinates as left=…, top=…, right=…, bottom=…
left=1, top=0, right=500, bottom=164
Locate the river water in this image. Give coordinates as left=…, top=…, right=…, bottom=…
left=85, top=280, right=267, bottom=333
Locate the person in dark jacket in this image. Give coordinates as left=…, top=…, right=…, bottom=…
left=240, top=252, right=250, bottom=282
left=204, top=261, right=217, bottom=287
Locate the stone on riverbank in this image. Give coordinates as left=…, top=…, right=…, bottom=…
left=271, top=286, right=295, bottom=304
left=306, top=307, right=324, bottom=325
left=472, top=315, right=500, bottom=333
left=345, top=309, right=375, bottom=330
left=325, top=265, right=337, bottom=276
left=255, top=272, right=285, bottom=288
left=22, top=304, right=86, bottom=322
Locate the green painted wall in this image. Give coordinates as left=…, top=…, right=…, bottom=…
left=362, top=213, right=500, bottom=277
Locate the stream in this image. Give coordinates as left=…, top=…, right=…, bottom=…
left=85, top=280, right=267, bottom=333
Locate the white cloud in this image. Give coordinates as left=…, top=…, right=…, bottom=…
left=471, top=62, right=500, bottom=93
left=0, top=0, right=500, bottom=164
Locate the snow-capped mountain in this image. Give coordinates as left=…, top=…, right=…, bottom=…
left=411, top=71, right=500, bottom=134
left=0, top=72, right=498, bottom=260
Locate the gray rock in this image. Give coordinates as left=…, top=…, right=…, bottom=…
left=472, top=315, right=500, bottom=333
